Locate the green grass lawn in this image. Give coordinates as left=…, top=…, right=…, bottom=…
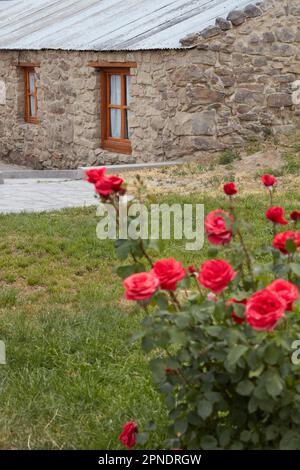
left=1, top=189, right=300, bottom=449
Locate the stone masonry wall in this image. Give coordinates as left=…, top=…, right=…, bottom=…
left=0, top=0, right=299, bottom=169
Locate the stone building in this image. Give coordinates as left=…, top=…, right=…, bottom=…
left=0, top=0, right=300, bottom=169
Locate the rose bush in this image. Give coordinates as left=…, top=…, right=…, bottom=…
left=88, top=170, right=300, bottom=450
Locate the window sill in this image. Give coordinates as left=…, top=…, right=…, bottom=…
left=102, top=140, right=132, bottom=155
left=24, top=117, right=40, bottom=125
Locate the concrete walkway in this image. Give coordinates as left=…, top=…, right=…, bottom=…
left=0, top=178, right=97, bottom=214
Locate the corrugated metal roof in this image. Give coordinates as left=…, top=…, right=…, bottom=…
left=0, top=0, right=252, bottom=51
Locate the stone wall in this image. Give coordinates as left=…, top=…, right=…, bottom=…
left=0, top=0, right=300, bottom=169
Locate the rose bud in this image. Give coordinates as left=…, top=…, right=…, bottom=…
left=224, top=182, right=238, bottom=196
left=262, top=174, right=277, bottom=188
left=266, top=207, right=288, bottom=225
left=118, top=422, right=138, bottom=449
left=188, top=265, right=197, bottom=275
left=290, top=211, right=300, bottom=222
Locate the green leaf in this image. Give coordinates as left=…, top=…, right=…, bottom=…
left=279, top=431, right=300, bottom=450
left=114, top=239, right=135, bottom=260
left=144, top=421, right=157, bottom=431
left=265, top=425, right=279, bottom=441
left=240, top=430, right=252, bottom=443
left=150, top=358, right=166, bottom=383
left=207, top=326, right=223, bottom=338
left=115, top=263, right=145, bottom=279
left=197, top=400, right=213, bottom=420
left=177, top=276, right=190, bottom=289
left=154, top=291, right=169, bottom=310
left=265, top=370, right=284, bottom=398
left=236, top=380, right=254, bottom=397
left=174, top=419, right=187, bottom=436
left=208, top=246, right=219, bottom=257
left=229, top=441, right=244, bottom=450
left=219, top=428, right=231, bottom=448
left=200, top=435, right=218, bottom=450
left=264, top=344, right=280, bottom=365
left=285, top=238, right=297, bottom=254
left=290, top=263, right=300, bottom=277
left=141, top=336, right=154, bottom=353
left=227, top=345, right=248, bottom=367
left=135, top=432, right=149, bottom=445
left=249, top=365, right=264, bottom=378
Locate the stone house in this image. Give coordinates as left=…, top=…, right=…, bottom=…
left=0, top=0, right=300, bottom=169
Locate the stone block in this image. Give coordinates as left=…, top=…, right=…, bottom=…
left=227, top=10, right=247, bottom=26
left=267, top=93, right=293, bottom=107
left=201, top=25, right=221, bottom=39
left=187, top=86, right=225, bottom=106
left=215, top=17, right=232, bottom=31
left=244, top=5, right=263, bottom=18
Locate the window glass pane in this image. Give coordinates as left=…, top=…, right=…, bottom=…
left=110, top=108, right=121, bottom=138
left=125, top=75, right=131, bottom=105
left=124, top=110, right=132, bottom=140
left=29, top=72, right=35, bottom=94
left=110, top=75, right=121, bottom=105
left=30, top=95, right=36, bottom=117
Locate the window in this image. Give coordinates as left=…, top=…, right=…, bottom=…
left=24, top=67, right=39, bottom=124
left=101, top=68, right=132, bottom=154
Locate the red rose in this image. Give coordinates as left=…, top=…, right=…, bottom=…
left=245, top=288, right=286, bottom=331
left=85, top=167, right=107, bottom=184
left=86, top=167, right=125, bottom=197
left=95, top=174, right=125, bottom=197
left=118, top=421, right=138, bottom=449
left=262, top=174, right=277, bottom=187
left=153, top=258, right=186, bottom=291
left=198, top=260, right=236, bottom=294
left=227, top=298, right=247, bottom=324
left=188, top=265, right=197, bottom=274
left=124, top=271, right=159, bottom=301
left=290, top=211, right=300, bottom=222
left=266, top=207, right=288, bottom=225
left=273, top=231, right=297, bottom=254
left=267, top=279, right=299, bottom=312
left=224, top=182, right=238, bottom=196
left=205, top=210, right=234, bottom=246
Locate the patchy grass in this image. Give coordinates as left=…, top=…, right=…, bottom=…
left=1, top=190, right=300, bottom=449
left=218, top=149, right=241, bottom=166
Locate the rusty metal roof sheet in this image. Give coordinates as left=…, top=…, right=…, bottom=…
left=0, top=0, right=251, bottom=51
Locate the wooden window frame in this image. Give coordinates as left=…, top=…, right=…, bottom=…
left=23, top=67, right=39, bottom=124
left=100, top=67, right=132, bottom=155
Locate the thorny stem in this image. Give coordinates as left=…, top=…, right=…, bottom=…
left=288, top=253, right=294, bottom=282
left=192, top=275, right=202, bottom=295
left=272, top=222, right=278, bottom=269
left=237, top=229, right=255, bottom=285
left=228, top=196, right=255, bottom=286
left=269, top=188, right=274, bottom=207
left=169, top=291, right=181, bottom=311
left=166, top=348, right=190, bottom=386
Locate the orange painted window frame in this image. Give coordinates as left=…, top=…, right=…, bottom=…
left=100, top=68, right=132, bottom=155
left=23, top=67, right=39, bottom=124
